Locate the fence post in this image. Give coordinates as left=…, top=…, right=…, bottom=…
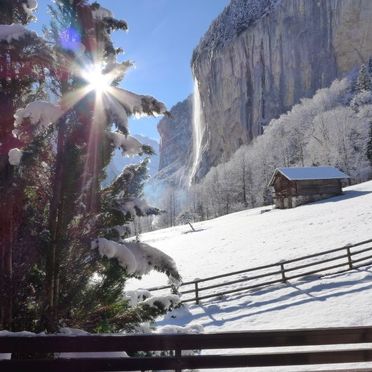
left=346, top=246, right=353, bottom=270
left=280, top=262, right=287, bottom=283
left=175, top=348, right=182, bottom=372
left=195, top=280, right=200, bottom=305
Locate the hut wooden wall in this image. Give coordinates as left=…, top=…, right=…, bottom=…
left=296, top=179, right=342, bottom=196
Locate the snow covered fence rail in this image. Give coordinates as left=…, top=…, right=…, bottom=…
left=3, top=327, right=372, bottom=371
left=148, top=238, right=372, bottom=304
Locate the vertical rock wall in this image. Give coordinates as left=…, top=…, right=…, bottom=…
left=190, top=0, right=372, bottom=179
left=156, top=96, right=193, bottom=185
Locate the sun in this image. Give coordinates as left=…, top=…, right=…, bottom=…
left=82, top=64, right=111, bottom=94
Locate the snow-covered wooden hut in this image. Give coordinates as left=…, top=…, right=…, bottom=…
left=268, top=167, right=350, bottom=209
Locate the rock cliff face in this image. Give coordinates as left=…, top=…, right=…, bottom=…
left=156, top=96, right=193, bottom=185
left=188, top=0, right=372, bottom=180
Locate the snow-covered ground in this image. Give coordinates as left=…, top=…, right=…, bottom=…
left=129, top=180, right=372, bottom=292
left=127, top=180, right=372, bottom=371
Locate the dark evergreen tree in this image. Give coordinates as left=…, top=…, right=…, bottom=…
left=11, top=0, right=179, bottom=333
left=0, top=0, right=50, bottom=330
left=0, top=0, right=180, bottom=334
left=355, top=63, right=372, bottom=93
left=368, top=57, right=372, bottom=76
left=367, top=122, right=372, bottom=166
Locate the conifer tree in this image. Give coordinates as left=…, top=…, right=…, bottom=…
left=367, top=122, right=372, bottom=166
left=0, top=0, right=51, bottom=330
left=355, top=63, right=372, bottom=93
left=8, top=0, right=180, bottom=333
left=368, top=57, right=372, bottom=76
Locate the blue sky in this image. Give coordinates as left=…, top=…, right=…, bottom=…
left=30, top=0, right=228, bottom=140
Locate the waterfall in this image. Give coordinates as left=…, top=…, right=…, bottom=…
left=189, top=78, right=203, bottom=186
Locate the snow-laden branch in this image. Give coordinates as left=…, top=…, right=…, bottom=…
left=90, top=2, right=128, bottom=32
left=0, top=24, right=36, bottom=43
left=125, top=289, right=180, bottom=311
left=92, top=5, right=112, bottom=20
left=105, top=89, right=168, bottom=133
left=115, top=197, right=158, bottom=217
left=22, top=0, right=38, bottom=18
left=92, top=238, right=181, bottom=286
left=108, top=133, right=143, bottom=156
left=13, top=101, right=63, bottom=139
left=124, top=289, right=152, bottom=307
left=8, top=148, right=23, bottom=166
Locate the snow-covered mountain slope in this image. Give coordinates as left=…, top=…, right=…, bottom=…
left=128, top=180, right=372, bottom=342
left=129, top=180, right=372, bottom=289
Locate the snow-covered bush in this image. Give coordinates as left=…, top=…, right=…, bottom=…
left=350, top=91, right=372, bottom=112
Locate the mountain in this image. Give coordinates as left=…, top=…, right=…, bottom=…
left=155, top=96, right=193, bottom=186
left=158, top=0, right=372, bottom=184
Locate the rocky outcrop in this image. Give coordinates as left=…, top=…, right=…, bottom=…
left=190, top=0, right=372, bottom=180
left=156, top=96, right=193, bottom=186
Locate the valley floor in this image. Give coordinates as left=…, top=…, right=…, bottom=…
left=128, top=180, right=372, bottom=371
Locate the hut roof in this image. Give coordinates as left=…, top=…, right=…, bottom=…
left=269, top=166, right=350, bottom=186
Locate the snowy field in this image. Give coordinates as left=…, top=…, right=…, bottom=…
left=127, top=180, right=372, bottom=371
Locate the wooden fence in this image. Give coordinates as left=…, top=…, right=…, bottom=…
left=2, top=326, right=372, bottom=371
left=148, top=238, right=372, bottom=304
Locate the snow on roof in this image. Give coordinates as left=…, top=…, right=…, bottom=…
left=269, top=166, right=350, bottom=185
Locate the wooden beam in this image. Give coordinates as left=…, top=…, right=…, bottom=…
left=2, top=327, right=372, bottom=353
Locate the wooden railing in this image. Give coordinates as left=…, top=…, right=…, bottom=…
left=2, top=326, right=372, bottom=371
left=148, top=238, right=372, bottom=304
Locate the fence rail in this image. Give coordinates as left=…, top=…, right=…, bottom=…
left=148, top=238, right=372, bottom=304
left=2, top=326, right=372, bottom=371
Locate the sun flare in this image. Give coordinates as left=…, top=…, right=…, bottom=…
left=82, top=64, right=111, bottom=94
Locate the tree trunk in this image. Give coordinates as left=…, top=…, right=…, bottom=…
left=43, top=118, right=66, bottom=332
left=0, top=90, right=17, bottom=330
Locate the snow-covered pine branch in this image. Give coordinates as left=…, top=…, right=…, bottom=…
left=116, top=197, right=159, bottom=218
left=103, top=60, right=133, bottom=86
left=0, top=24, right=50, bottom=68
left=105, top=89, right=168, bottom=134
left=141, top=294, right=180, bottom=312
left=125, top=289, right=180, bottom=313
left=92, top=237, right=181, bottom=286
left=108, top=132, right=153, bottom=157
left=89, top=2, right=127, bottom=69
left=7, top=148, right=23, bottom=166
left=103, top=161, right=147, bottom=200
left=91, top=2, right=128, bottom=31
left=0, top=24, right=35, bottom=42
left=124, top=289, right=152, bottom=307
left=0, top=1, right=38, bottom=24
left=13, top=101, right=63, bottom=140
left=7, top=101, right=62, bottom=166
left=22, top=0, right=38, bottom=19
left=91, top=4, right=112, bottom=20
